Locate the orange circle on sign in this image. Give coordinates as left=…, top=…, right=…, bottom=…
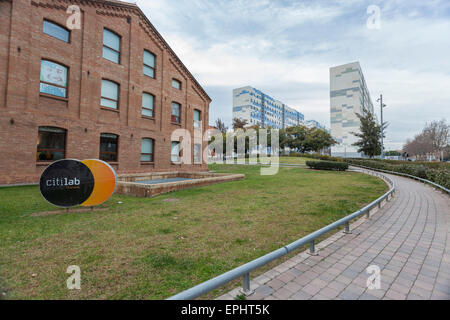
left=81, top=159, right=116, bottom=206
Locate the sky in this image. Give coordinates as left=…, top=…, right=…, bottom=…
left=126, top=0, right=450, bottom=151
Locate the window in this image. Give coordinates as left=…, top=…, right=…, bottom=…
left=99, top=133, right=118, bottom=162
left=101, top=79, right=119, bottom=109
left=193, top=109, right=201, bottom=129
left=143, top=50, right=155, bottom=78
left=103, top=28, right=120, bottom=63
left=171, top=141, right=180, bottom=163
left=37, top=127, right=66, bottom=161
left=194, top=144, right=202, bottom=164
left=43, top=20, right=70, bottom=42
left=171, top=102, right=181, bottom=124
left=172, top=79, right=181, bottom=90
left=142, top=93, right=154, bottom=117
left=141, top=138, right=154, bottom=162
left=40, top=60, right=68, bottom=98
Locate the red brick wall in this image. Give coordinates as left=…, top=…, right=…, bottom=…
left=0, top=0, right=211, bottom=185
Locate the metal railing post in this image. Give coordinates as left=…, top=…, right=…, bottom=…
left=344, top=221, right=352, bottom=234
left=241, top=272, right=253, bottom=295
left=308, top=240, right=318, bottom=256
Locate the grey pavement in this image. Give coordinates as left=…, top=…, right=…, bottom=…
left=218, top=172, right=450, bottom=300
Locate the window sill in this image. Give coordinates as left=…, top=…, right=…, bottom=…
left=102, top=57, right=121, bottom=65
left=142, top=115, right=155, bottom=120
left=171, top=122, right=182, bottom=126
left=105, top=161, right=118, bottom=165
left=141, top=162, right=155, bottom=166
left=100, top=107, right=120, bottom=113
left=36, top=161, right=54, bottom=166
left=39, top=93, right=68, bottom=102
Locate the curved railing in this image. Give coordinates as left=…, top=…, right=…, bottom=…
left=167, top=169, right=395, bottom=300
left=350, top=164, right=449, bottom=195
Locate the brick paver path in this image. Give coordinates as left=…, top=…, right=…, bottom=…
left=219, top=172, right=450, bottom=300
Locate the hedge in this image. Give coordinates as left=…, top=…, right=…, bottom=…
left=346, top=159, right=450, bottom=189
left=287, top=152, right=344, bottom=162
left=306, top=161, right=349, bottom=171
left=347, top=158, right=450, bottom=170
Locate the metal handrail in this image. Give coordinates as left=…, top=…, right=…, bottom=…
left=349, top=164, right=449, bottom=194
left=167, top=169, right=395, bottom=300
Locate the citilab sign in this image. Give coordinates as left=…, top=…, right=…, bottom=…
left=40, top=159, right=116, bottom=208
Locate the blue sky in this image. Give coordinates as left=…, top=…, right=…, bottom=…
left=128, top=0, right=450, bottom=151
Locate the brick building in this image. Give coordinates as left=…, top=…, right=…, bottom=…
left=0, top=0, right=211, bottom=184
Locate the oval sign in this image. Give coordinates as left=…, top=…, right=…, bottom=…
left=40, top=159, right=95, bottom=208
left=81, top=159, right=116, bottom=207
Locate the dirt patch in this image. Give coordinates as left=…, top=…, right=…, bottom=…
left=31, top=207, right=109, bottom=217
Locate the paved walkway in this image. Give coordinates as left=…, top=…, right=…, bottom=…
left=219, top=171, right=450, bottom=300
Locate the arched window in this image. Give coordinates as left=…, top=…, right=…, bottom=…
left=40, top=60, right=68, bottom=98
left=100, top=133, right=119, bottom=162
left=43, top=20, right=70, bottom=42
left=142, top=92, right=155, bottom=117
left=141, top=138, right=154, bottom=162
left=101, top=79, right=119, bottom=109
left=37, top=126, right=66, bottom=161
left=143, top=50, right=155, bottom=78
left=171, top=102, right=181, bottom=124
left=103, top=28, right=121, bottom=64
left=171, top=141, right=180, bottom=163
left=193, top=109, right=201, bottom=129
left=172, top=78, right=181, bottom=90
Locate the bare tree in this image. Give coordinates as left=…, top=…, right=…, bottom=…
left=424, top=119, right=449, bottom=155
left=215, top=118, right=228, bottom=134
left=232, top=117, right=248, bottom=130
left=402, top=119, right=449, bottom=160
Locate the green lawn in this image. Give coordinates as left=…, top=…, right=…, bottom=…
left=278, top=156, right=311, bottom=164
left=0, top=164, right=387, bottom=299
left=233, top=156, right=312, bottom=165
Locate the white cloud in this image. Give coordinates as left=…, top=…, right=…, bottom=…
left=130, top=0, right=450, bottom=151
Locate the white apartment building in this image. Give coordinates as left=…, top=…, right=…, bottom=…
left=330, top=62, right=374, bottom=158
left=232, top=86, right=305, bottom=129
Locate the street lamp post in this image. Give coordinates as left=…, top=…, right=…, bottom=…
left=377, top=94, right=387, bottom=158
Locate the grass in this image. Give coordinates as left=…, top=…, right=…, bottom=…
left=231, top=156, right=312, bottom=165
left=0, top=164, right=388, bottom=300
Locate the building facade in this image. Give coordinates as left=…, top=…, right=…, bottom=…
left=232, top=86, right=305, bottom=129
left=330, top=62, right=374, bottom=158
left=305, top=120, right=327, bottom=131
left=0, top=0, right=211, bottom=185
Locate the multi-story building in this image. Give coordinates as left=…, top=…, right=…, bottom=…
left=330, top=62, right=374, bottom=158
left=305, top=120, right=327, bottom=131
left=0, top=0, right=211, bottom=184
left=232, top=86, right=304, bottom=129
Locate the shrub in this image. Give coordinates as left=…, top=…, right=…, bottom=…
left=345, top=159, right=450, bottom=189
left=306, top=161, right=349, bottom=171
left=288, top=152, right=344, bottom=162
